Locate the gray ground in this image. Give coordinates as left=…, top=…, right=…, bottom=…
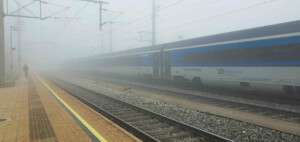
left=54, top=73, right=300, bottom=142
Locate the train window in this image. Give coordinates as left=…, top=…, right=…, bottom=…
left=295, top=86, right=300, bottom=95
left=283, top=85, right=295, bottom=94
left=101, top=55, right=141, bottom=66
left=176, top=56, right=181, bottom=62
left=184, top=43, right=300, bottom=64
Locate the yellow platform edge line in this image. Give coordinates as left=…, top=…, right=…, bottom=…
left=37, top=76, right=108, bottom=142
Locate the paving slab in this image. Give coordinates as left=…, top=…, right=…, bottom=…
left=0, top=75, right=141, bottom=142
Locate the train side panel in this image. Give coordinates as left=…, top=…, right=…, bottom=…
left=167, top=35, right=300, bottom=94
left=171, top=66, right=300, bottom=93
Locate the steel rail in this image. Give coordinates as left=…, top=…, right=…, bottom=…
left=49, top=77, right=233, bottom=142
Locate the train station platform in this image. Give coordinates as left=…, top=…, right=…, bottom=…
left=0, top=75, right=141, bottom=142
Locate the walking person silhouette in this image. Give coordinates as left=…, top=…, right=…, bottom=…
left=23, top=64, right=29, bottom=79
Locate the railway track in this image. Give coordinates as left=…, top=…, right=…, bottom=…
left=49, top=77, right=233, bottom=142
left=79, top=74, right=300, bottom=122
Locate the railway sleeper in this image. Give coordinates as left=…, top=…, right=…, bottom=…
left=124, top=116, right=152, bottom=122
left=100, top=104, right=124, bottom=109
left=180, top=136, right=208, bottom=142
left=130, top=118, right=160, bottom=124
left=126, top=118, right=154, bottom=123
left=138, top=123, right=170, bottom=131
left=118, top=112, right=146, bottom=118
left=52, top=79, right=232, bottom=142
left=130, top=119, right=160, bottom=126
left=145, top=127, right=178, bottom=136
left=102, top=109, right=132, bottom=115
left=115, top=111, right=144, bottom=118
left=159, top=131, right=193, bottom=142
left=96, top=102, right=116, bottom=106
left=112, top=113, right=141, bottom=119
left=118, top=114, right=145, bottom=120
left=104, top=106, right=131, bottom=111
left=106, top=108, right=134, bottom=114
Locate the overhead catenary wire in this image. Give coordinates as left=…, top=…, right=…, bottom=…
left=157, top=0, right=219, bottom=19
left=42, top=1, right=70, bottom=8
left=53, top=0, right=150, bottom=47
left=52, top=0, right=77, bottom=31
left=54, top=0, right=279, bottom=53
left=51, top=0, right=89, bottom=50
left=89, top=0, right=189, bottom=43
left=54, top=2, right=89, bottom=37
left=102, top=0, right=277, bottom=51
left=68, top=0, right=188, bottom=46
left=103, top=0, right=151, bottom=24
left=11, top=0, right=37, bottom=16
left=110, top=0, right=213, bottom=39
left=156, top=0, right=185, bottom=13
left=120, top=0, right=217, bottom=36
left=97, top=0, right=186, bottom=51
left=100, top=0, right=184, bottom=31
left=118, top=0, right=186, bottom=27
left=62, top=2, right=89, bottom=28
left=157, top=0, right=277, bottom=33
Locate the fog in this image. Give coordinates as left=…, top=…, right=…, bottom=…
left=3, top=0, right=300, bottom=72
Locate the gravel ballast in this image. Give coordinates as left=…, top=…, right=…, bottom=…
left=54, top=74, right=300, bottom=142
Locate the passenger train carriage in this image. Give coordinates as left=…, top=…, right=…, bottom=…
left=75, top=20, right=300, bottom=95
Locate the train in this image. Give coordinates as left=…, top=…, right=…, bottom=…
left=71, top=20, right=300, bottom=95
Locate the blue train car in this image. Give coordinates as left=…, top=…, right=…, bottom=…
left=77, top=20, right=300, bottom=95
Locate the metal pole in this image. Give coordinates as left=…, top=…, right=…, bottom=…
left=152, top=0, right=156, bottom=46
left=40, top=0, right=42, bottom=19
left=0, top=0, right=5, bottom=84
left=10, top=26, right=13, bottom=81
left=6, top=0, right=8, bottom=14
left=17, top=21, right=21, bottom=69
left=17, top=0, right=21, bottom=73
left=99, top=3, right=102, bottom=30
left=110, top=22, right=112, bottom=52
left=101, top=33, right=103, bottom=54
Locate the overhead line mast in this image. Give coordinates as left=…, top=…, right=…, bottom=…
left=0, top=0, right=76, bottom=84
left=0, top=0, right=5, bottom=84
left=79, top=0, right=108, bottom=54
left=80, top=0, right=109, bottom=30
left=152, top=0, right=156, bottom=46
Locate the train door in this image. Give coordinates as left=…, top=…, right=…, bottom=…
left=153, top=52, right=160, bottom=78
left=163, top=51, right=171, bottom=79
left=160, top=50, right=164, bottom=79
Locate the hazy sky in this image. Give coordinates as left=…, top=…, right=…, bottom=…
left=3, top=0, right=300, bottom=69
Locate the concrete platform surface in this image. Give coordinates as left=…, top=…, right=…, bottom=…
left=0, top=75, right=140, bottom=142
